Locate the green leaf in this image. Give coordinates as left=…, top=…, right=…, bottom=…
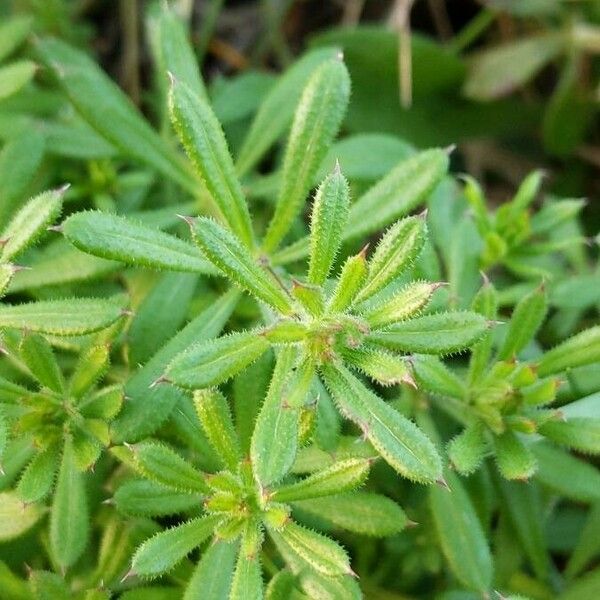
left=494, top=430, right=537, bottom=480
left=229, top=545, right=263, bottom=600
left=361, top=281, right=439, bottom=329
left=539, top=418, right=600, bottom=454
left=114, top=479, right=201, bottom=517
left=113, top=290, right=239, bottom=442
left=327, top=249, right=368, bottom=313
left=308, top=165, right=350, bottom=285
left=19, top=333, right=64, bottom=393
left=368, top=311, right=489, bottom=355
left=463, top=33, right=565, bottom=100
left=0, top=133, right=45, bottom=230
left=251, top=348, right=312, bottom=486
left=236, top=47, right=339, bottom=176
left=28, top=571, right=71, bottom=600
left=498, top=285, right=547, bottom=360
left=154, top=5, right=207, bottom=102
left=320, top=363, right=442, bottom=483
left=532, top=442, right=600, bottom=504
left=132, top=441, right=207, bottom=493
left=128, top=272, right=198, bottom=366
left=344, top=347, right=413, bottom=387
left=566, top=503, right=600, bottom=578
left=169, top=79, right=254, bottom=248
left=62, top=211, right=217, bottom=274
left=16, top=446, right=59, bottom=504
left=0, top=491, right=43, bottom=541
left=0, top=296, right=126, bottom=336
left=191, top=217, right=293, bottom=314
left=345, top=148, right=448, bottom=241
left=194, top=389, right=241, bottom=471
left=69, top=343, right=110, bottom=399
left=184, top=539, right=237, bottom=600
left=0, top=187, right=63, bottom=262
left=168, top=330, right=269, bottom=390
left=498, top=478, right=550, bottom=579
left=447, top=424, right=487, bottom=475
left=272, top=521, right=351, bottom=577
left=537, top=326, right=600, bottom=376
left=265, top=570, right=296, bottom=600
left=294, top=491, right=408, bottom=537
left=558, top=568, right=600, bottom=600
left=273, top=458, right=370, bottom=502
left=412, top=354, right=466, bottom=399
left=264, top=57, right=350, bottom=252
left=429, top=470, right=493, bottom=592
left=50, top=440, right=89, bottom=568
left=36, top=37, right=195, bottom=192
left=79, top=384, right=123, bottom=420
left=355, top=215, right=427, bottom=303
left=131, top=515, right=219, bottom=578
left=0, top=16, right=33, bottom=62
left=0, top=61, right=36, bottom=101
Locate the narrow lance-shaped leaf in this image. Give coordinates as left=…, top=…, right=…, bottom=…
left=0, top=61, right=36, bottom=101
left=131, top=441, right=208, bottom=493
left=345, top=148, right=448, bottom=241
left=168, top=331, right=270, bottom=390
left=368, top=311, right=489, bottom=355
left=468, top=279, right=498, bottom=385
left=0, top=296, right=126, bottom=336
left=271, top=521, right=352, bottom=577
left=35, top=37, right=196, bottom=193
left=328, top=248, right=368, bottom=313
left=294, top=491, right=408, bottom=537
left=169, top=78, right=254, bottom=248
left=411, top=354, right=466, bottom=399
left=69, top=344, right=110, bottom=399
left=229, top=538, right=264, bottom=600
left=355, top=215, right=427, bottom=303
left=0, top=187, right=64, bottom=262
left=498, top=284, right=547, bottom=360
left=447, top=424, right=487, bottom=475
left=0, top=15, right=33, bottom=62
left=194, top=389, right=242, bottom=471
left=263, top=57, right=351, bottom=252
left=191, top=217, right=293, bottom=314
left=308, top=164, right=350, bottom=285
left=537, top=326, right=600, bottom=376
left=62, top=211, right=217, bottom=274
left=429, top=470, right=493, bottom=592
left=321, top=363, right=442, bottom=483
left=273, top=458, right=370, bottom=502
left=494, top=430, right=537, bottom=480
left=17, top=446, right=60, bottom=504
left=236, top=47, right=340, bottom=177
left=50, top=440, right=89, bottom=569
left=114, top=479, right=201, bottom=517
left=361, top=281, right=439, bottom=329
left=184, top=539, right=238, bottom=600
left=252, top=348, right=313, bottom=487
left=344, top=347, right=413, bottom=388
left=19, top=333, right=64, bottom=393
left=131, top=515, right=220, bottom=578
left=154, top=5, right=207, bottom=102
left=539, top=418, right=600, bottom=455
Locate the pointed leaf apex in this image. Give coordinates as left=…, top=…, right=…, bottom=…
left=444, top=143, right=457, bottom=155
left=347, top=566, right=359, bottom=578
left=120, top=569, right=136, bottom=584
left=336, top=50, right=345, bottom=61
left=149, top=374, right=170, bottom=388
left=176, top=213, right=196, bottom=228
left=436, top=477, right=450, bottom=491
left=358, top=243, right=370, bottom=259
left=479, top=270, right=490, bottom=286
left=487, top=319, right=504, bottom=329
left=47, top=225, right=64, bottom=233
left=400, top=373, right=418, bottom=389
left=56, top=183, right=71, bottom=195
left=333, top=158, right=342, bottom=175
left=417, top=208, right=428, bottom=219
left=9, top=264, right=32, bottom=273
left=166, top=70, right=177, bottom=87
left=0, top=463, right=5, bottom=476
left=406, top=519, right=419, bottom=528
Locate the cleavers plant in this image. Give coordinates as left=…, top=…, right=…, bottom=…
left=0, top=4, right=599, bottom=599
